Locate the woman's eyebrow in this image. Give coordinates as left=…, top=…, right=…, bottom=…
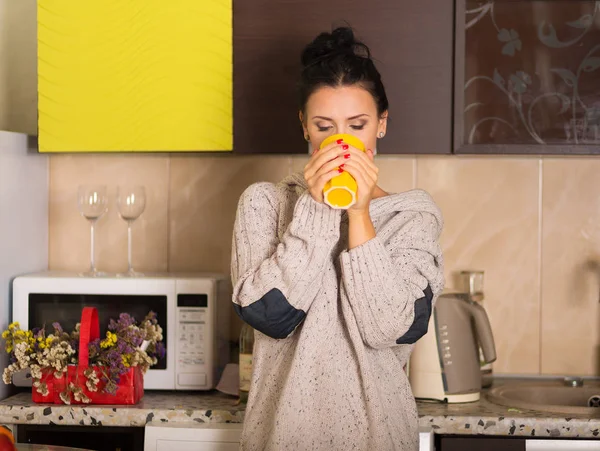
left=347, top=114, right=369, bottom=120
left=311, top=114, right=370, bottom=120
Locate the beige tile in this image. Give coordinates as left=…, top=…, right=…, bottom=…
left=376, top=156, right=416, bottom=193
left=541, top=158, right=600, bottom=376
left=168, top=155, right=291, bottom=274
left=291, top=155, right=416, bottom=193
left=49, top=154, right=169, bottom=274
left=290, top=155, right=308, bottom=175
left=169, top=155, right=291, bottom=342
left=418, top=156, right=540, bottom=374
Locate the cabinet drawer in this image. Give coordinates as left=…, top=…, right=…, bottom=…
left=144, top=422, right=242, bottom=451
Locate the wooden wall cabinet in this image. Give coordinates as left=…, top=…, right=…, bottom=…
left=454, top=0, right=600, bottom=155
left=0, top=0, right=37, bottom=136
left=233, top=0, right=454, bottom=154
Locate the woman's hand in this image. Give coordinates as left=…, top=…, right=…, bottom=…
left=303, top=140, right=350, bottom=203
left=341, top=146, right=378, bottom=215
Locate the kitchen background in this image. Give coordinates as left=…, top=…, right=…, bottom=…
left=0, top=0, right=599, bottom=392
left=46, top=151, right=600, bottom=379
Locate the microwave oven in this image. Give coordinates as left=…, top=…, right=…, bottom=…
left=11, top=271, right=231, bottom=391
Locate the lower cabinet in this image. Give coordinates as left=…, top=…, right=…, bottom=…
left=437, top=435, right=600, bottom=451
left=16, top=424, right=145, bottom=450
left=9, top=422, right=241, bottom=451
left=437, top=436, right=526, bottom=451
left=144, top=422, right=242, bottom=451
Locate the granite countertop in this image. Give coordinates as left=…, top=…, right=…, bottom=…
left=1, top=381, right=600, bottom=439
left=0, top=391, right=244, bottom=427
left=418, top=390, right=600, bottom=439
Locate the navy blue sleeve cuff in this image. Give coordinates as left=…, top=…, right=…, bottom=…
left=396, top=285, right=434, bottom=345
left=234, top=288, right=307, bottom=339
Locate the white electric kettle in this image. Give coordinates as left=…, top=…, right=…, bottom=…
left=408, top=292, right=497, bottom=403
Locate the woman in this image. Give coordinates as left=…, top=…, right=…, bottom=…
left=231, top=27, right=444, bottom=451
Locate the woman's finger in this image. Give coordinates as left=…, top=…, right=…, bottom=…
left=343, top=145, right=375, bottom=169
left=308, top=138, right=347, bottom=164
left=343, top=147, right=378, bottom=182
left=343, top=161, right=378, bottom=198
left=366, top=148, right=375, bottom=162
left=305, top=142, right=349, bottom=179
left=341, top=159, right=369, bottom=183
left=342, top=162, right=373, bottom=203
left=308, top=168, right=342, bottom=202
left=305, top=153, right=347, bottom=189
left=312, top=154, right=348, bottom=178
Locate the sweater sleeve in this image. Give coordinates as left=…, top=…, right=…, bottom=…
left=339, top=207, right=444, bottom=349
left=231, top=183, right=341, bottom=339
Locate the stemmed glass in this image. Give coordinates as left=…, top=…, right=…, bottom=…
left=117, top=186, right=146, bottom=277
left=77, top=185, right=108, bottom=276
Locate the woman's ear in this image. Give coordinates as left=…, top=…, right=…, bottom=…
left=378, top=111, right=389, bottom=137
left=299, top=111, right=309, bottom=137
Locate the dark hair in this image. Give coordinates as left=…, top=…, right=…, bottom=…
left=298, top=27, right=388, bottom=117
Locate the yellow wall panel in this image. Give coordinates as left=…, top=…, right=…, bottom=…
left=38, top=0, right=232, bottom=152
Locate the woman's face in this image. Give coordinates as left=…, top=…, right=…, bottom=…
left=300, top=85, right=387, bottom=153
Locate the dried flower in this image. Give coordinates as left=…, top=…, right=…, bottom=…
left=84, top=368, right=100, bottom=392
left=1, top=311, right=165, bottom=404
left=100, top=331, right=118, bottom=349
left=59, top=389, right=70, bottom=405
left=34, top=381, right=49, bottom=396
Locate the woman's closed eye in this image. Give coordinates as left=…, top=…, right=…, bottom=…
left=316, top=125, right=365, bottom=132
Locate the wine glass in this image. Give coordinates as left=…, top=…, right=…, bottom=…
left=117, top=186, right=146, bottom=276
left=77, top=185, right=108, bottom=276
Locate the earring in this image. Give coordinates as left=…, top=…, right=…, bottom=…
left=378, top=132, right=385, bottom=138
left=305, top=135, right=310, bottom=142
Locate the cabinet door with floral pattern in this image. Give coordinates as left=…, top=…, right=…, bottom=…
left=455, top=0, right=600, bottom=154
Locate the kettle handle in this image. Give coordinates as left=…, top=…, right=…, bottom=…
left=469, top=303, right=497, bottom=364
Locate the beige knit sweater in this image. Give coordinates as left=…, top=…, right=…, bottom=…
left=231, top=172, right=444, bottom=451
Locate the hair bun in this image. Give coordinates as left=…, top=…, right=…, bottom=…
left=301, top=27, right=369, bottom=68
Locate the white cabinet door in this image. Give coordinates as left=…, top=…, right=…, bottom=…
left=418, top=428, right=434, bottom=451
left=157, top=440, right=239, bottom=451
left=0, top=0, right=37, bottom=135
left=145, top=422, right=242, bottom=451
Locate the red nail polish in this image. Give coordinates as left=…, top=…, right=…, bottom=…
left=344, top=154, right=350, bottom=159
left=336, top=139, right=344, bottom=144
left=340, top=164, right=345, bottom=168
left=338, top=168, right=344, bottom=173
left=342, top=144, right=349, bottom=150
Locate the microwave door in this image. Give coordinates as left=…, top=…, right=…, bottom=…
left=28, top=293, right=168, bottom=371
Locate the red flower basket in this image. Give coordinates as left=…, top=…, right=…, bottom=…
left=32, top=307, right=144, bottom=405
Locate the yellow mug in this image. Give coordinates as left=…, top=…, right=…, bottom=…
left=320, top=133, right=366, bottom=209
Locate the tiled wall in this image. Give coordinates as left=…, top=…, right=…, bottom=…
left=48, top=154, right=600, bottom=377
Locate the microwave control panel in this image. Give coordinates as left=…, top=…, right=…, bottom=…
left=178, top=309, right=207, bottom=366
left=176, top=292, right=212, bottom=389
